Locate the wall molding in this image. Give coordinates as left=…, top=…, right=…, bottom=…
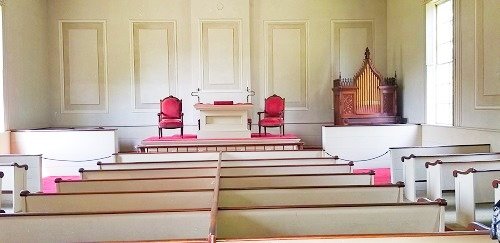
left=264, top=20, right=309, bottom=111
left=199, top=19, right=243, bottom=93
left=59, top=20, right=108, bottom=114
left=474, top=0, right=500, bottom=110
left=130, top=20, right=178, bottom=112
left=453, top=0, right=463, bottom=125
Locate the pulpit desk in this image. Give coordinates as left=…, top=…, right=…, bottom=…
left=194, top=103, right=253, bottom=139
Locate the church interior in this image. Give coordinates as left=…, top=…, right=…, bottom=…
left=0, top=0, right=499, bottom=242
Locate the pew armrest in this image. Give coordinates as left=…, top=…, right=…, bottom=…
left=467, top=222, right=490, bottom=231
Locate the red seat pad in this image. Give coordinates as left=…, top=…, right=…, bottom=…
left=260, top=117, right=283, bottom=127
left=159, top=119, right=182, bottom=128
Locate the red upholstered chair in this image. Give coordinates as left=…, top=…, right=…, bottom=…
left=258, top=94, right=285, bottom=136
left=158, top=96, right=184, bottom=138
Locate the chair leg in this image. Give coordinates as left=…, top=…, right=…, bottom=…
left=258, top=125, right=261, bottom=136
left=198, top=119, right=201, bottom=130
left=181, top=126, right=184, bottom=138
left=159, top=128, right=162, bottom=138
left=282, top=125, right=285, bottom=136
left=264, top=127, right=267, bottom=136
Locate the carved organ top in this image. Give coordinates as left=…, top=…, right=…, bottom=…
left=333, top=48, right=400, bottom=125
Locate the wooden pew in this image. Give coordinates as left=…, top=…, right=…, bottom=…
left=400, top=152, right=500, bottom=201
left=22, top=184, right=403, bottom=213
left=218, top=184, right=405, bottom=207
left=216, top=200, right=447, bottom=239
left=426, top=159, right=500, bottom=200
left=220, top=172, right=374, bottom=188
left=114, top=150, right=329, bottom=163
left=97, top=157, right=339, bottom=170
left=389, top=144, right=491, bottom=183
left=56, top=172, right=374, bottom=193
left=0, top=163, right=28, bottom=212
left=20, top=189, right=213, bottom=213
left=454, top=169, right=500, bottom=227
left=55, top=177, right=216, bottom=193
left=0, top=154, right=42, bottom=192
left=80, top=163, right=353, bottom=180
left=0, top=209, right=210, bottom=242
left=221, top=232, right=491, bottom=242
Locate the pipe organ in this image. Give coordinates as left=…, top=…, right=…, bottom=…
left=333, top=48, right=400, bottom=125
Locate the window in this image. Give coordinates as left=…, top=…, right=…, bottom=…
left=426, top=0, right=453, bottom=125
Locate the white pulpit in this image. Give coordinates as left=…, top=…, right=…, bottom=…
left=195, top=103, right=253, bottom=139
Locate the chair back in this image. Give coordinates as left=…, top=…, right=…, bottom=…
left=160, top=96, right=182, bottom=119
left=264, top=94, right=285, bottom=117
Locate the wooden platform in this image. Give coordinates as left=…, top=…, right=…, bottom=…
left=138, top=134, right=303, bottom=153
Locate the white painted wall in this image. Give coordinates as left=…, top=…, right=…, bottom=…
left=44, top=0, right=388, bottom=150
left=422, top=125, right=500, bottom=152
left=386, top=0, right=426, bottom=124
left=3, top=0, right=51, bottom=130
left=322, top=125, right=421, bottom=169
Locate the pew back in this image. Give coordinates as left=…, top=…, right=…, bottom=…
left=81, top=164, right=352, bottom=180
left=426, top=159, right=500, bottom=200
left=216, top=202, right=445, bottom=239
left=0, top=210, right=210, bottom=242
left=21, top=190, right=213, bottom=213
left=0, top=154, right=42, bottom=192
left=390, top=144, right=491, bottom=183
left=56, top=177, right=216, bottom=193
left=218, top=185, right=404, bottom=207
left=455, top=169, right=500, bottom=227
left=0, top=164, right=28, bottom=212
left=98, top=157, right=339, bottom=170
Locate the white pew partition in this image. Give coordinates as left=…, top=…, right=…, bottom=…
left=0, top=163, right=28, bottom=212
left=115, top=151, right=220, bottom=163
left=20, top=190, right=213, bottom=213
left=81, top=164, right=352, bottom=180
left=426, top=159, right=500, bottom=201
left=0, top=209, right=210, bottom=242
left=219, top=184, right=404, bottom=207
left=454, top=169, right=500, bottom=227
left=98, top=157, right=339, bottom=170
left=220, top=150, right=328, bottom=160
left=494, top=179, right=500, bottom=203
left=220, top=164, right=352, bottom=177
left=114, top=150, right=329, bottom=163
left=56, top=177, right=216, bottom=193
left=402, top=152, right=500, bottom=202
left=220, top=172, right=374, bottom=189
left=390, top=144, right=491, bottom=183
left=80, top=167, right=218, bottom=180
left=0, top=154, right=42, bottom=192
left=216, top=200, right=446, bottom=239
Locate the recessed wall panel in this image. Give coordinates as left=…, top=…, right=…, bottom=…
left=266, top=22, right=308, bottom=109
left=332, top=21, right=374, bottom=79
left=68, top=29, right=100, bottom=105
left=202, top=21, right=241, bottom=91
left=132, top=22, right=177, bottom=111
left=61, top=21, right=107, bottom=113
left=475, top=0, right=500, bottom=108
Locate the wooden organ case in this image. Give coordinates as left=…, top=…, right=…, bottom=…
left=333, top=48, right=400, bottom=125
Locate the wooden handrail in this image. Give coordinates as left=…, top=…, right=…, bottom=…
left=19, top=188, right=214, bottom=196
left=11, top=163, right=29, bottom=170
left=424, top=160, right=443, bottom=168
left=493, top=179, right=500, bottom=188
left=452, top=168, right=477, bottom=177
left=0, top=208, right=211, bottom=217
left=397, top=151, right=500, bottom=159
left=208, top=152, right=223, bottom=243
left=401, top=154, right=415, bottom=162
left=221, top=171, right=374, bottom=178
left=0, top=171, right=3, bottom=178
